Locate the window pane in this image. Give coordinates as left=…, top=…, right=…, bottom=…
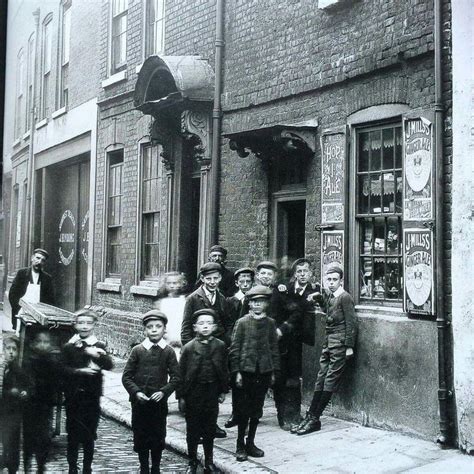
left=373, top=217, right=385, bottom=253
left=370, top=175, right=382, bottom=213
left=358, top=132, right=369, bottom=172
left=107, top=227, right=121, bottom=275
left=369, top=130, right=381, bottom=171
left=373, top=258, right=386, bottom=299
left=394, top=126, right=402, bottom=168
left=43, top=21, right=52, bottom=72
left=63, top=7, right=71, bottom=64
left=360, top=218, right=373, bottom=255
left=142, top=212, right=160, bottom=277
left=395, top=171, right=403, bottom=213
left=386, top=258, right=402, bottom=299
left=382, top=128, right=394, bottom=169
left=360, top=256, right=372, bottom=298
left=382, top=172, right=395, bottom=213
left=386, top=217, right=400, bottom=254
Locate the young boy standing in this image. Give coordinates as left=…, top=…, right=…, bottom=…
left=62, top=309, right=113, bottom=474
left=122, top=310, right=180, bottom=474
left=229, top=286, right=280, bottom=462
left=294, top=266, right=356, bottom=435
left=1, top=335, right=29, bottom=474
left=178, top=309, right=228, bottom=474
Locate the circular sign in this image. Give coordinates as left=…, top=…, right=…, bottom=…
left=406, top=148, right=431, bottom=192
left=59, top=210, right=76, bottom=266
left=81, top=210, right=89, bottom=263
left=406, top=262, right=432, bottom=307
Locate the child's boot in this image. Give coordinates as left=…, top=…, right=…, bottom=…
left=235, top=420, right=248, bottom=462
left=203, top=439, right=220, bottom=473
left=186, top=440, right=199, bottom=474
left=245, top=418, right=264, bottom=457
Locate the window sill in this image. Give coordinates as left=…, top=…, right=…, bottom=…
left=12, top=138, right=21, bottom=148
left=319, top=0, right=350, bottom=10
left=102, top=70, right=127, bottom=89
left=130, top=282, right=160, bottom=297
left=355, top=304, right=406, bottom=320
left=35, top=118, right=48, bottom=130
left=52, top=107, right=67, bottom=119
left=22, top=130, right=31, bottom=141
left=97, top=279, right=122, bottom=293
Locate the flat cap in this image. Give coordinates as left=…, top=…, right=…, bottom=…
left=256, top=260, right=278, bottom=272
left=142, top=310, right=168, bottom=326
left=291, top=258, right=312, bottom=272
left=33, top=248, right=50, bottom=259
left=325, top=265, right=343, bottom=278
left=192, top=308, right=217, bottom=324
left=234, top=267, right=255, bottom=279
left=246, top=285, right=272, bottom=300
left=209, top=245, right=227, bottom=256
left=200, top=262, right=222, bottom=275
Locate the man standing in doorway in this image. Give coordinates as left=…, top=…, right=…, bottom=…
left=207, top=245, right=235, bottom=297
left=8, top=249, right=55, bottom=330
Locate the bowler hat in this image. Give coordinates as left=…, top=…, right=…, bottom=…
left=234, top=267, right=255, bottom=279
left=256, top=261, right=278, bottom=272
left=200, top=262, right=222, bottom=276
left=246, top=285, right=272, bottom=300
left=33, top=248, right=49, bottom=259
left=209, top=245, right=227, bottom=256
left=192, top=308, right=217, bottom=324
left=142, top=310, right=168, bottom=326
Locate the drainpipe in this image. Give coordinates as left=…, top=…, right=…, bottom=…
left=434, top=0, right=452, bottom=447
left=209, top=0, right=225, bottom=245
left=26, top=8, right=40, bottom=258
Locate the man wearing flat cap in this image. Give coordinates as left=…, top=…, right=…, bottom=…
left=207, top=245, right=235, bottom=297
left=9, top=249, right=55, bottom=330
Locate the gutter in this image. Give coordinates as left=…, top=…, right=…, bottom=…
left=209, top=0, right=225, bottom=244
left=434, top=0, right=454, bottom=447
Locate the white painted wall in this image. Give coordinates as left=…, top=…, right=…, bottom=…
left=451, top=0, right=474, bottom=454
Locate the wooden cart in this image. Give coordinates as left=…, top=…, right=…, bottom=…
left=18, top=299, right=76, bottom=435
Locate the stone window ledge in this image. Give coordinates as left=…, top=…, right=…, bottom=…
left=52, top=107, right=67, bottom=119
left=102, top=70, right=127, bottom=89
left=355, top=305, right=407, bottom=321
left=12, top=138, right=21, bottom=148
left=130, top=282, right=160, bottom=297
left=319, top=0, right=352, bottom=10
left=22, top=130, right=31, bottom=141
left=35, top=118, right=48, bottom=130
left=97, top=279, right=122, bottom=293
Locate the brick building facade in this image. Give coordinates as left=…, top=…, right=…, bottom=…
left=4, top=0, right=472, bottom=451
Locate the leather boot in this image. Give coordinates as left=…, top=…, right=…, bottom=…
left=296, top=415, right=321, bottom=435
left=245, top=439, right=264, bottom=458
left=235, top=441, right=247, bottom=462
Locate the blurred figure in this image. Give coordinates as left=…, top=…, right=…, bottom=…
left=23, top=330, right=60, bottom=473
left=1, top=335, right=29, bottom=474
left=153, top=272, right=187, bottom=350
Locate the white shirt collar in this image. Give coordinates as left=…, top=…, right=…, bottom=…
left=203, top=287, right=216, bottom=301
left=294, top=282, right=307, bottom=293
left=142, top=337, right=167, bottom=350
left=332, top=286, right=345, bottom=298
left=68, top=334, right=99, bottom=346
left=234, top=289, right=245, bottom=301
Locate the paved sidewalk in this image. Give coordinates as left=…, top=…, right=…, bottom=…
left=102, top=363, right=473, bottom=474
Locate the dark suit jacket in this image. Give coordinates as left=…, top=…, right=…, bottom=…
left=9, top=267, right=55, bottom=317
left=177, top=337, right=229, bottom=398
left=181, top=286, right=230, bottom=346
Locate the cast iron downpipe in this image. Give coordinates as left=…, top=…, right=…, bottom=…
left=209, top=0, right=225, bottom=245
left=25, top=8, right=41, bottom=260
left=434, top=0, right=452, bottom=447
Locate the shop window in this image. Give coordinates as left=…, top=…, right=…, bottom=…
left=26, top=33, right=35, bottom=130
left=15, top=49, right=25, bottom=139
left=106, top=150, right=124, bottom=276
left=140, top=143, right=162, bottom=279
left=111, top=0, right=128, bottom=74
left=59, top=1, right=71, bottom=109
left=145, top=0, right=165, bottom=56
left=41, top=15, right=53, bottom=119
left=356, top=123, right=403, bottom=303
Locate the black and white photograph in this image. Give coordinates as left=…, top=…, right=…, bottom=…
left=0, top=0, right=473, bottom=472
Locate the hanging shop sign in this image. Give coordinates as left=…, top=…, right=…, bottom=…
left=403, top=117, right=433, bottom=221
left=59, top=210, right=76, bottom=266
left=321, top=132, right=345, bottom=224
left=321, top=230, right=344, bottom=288
left=403, top=228, right=434, bottom=315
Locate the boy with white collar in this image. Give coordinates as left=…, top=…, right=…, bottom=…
left=62, top=309, right=113, bottom=473
left=293, top=266, right=356, bottom=436
left=122, top=310, right=180, bottom=474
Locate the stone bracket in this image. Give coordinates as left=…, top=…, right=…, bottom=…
left=181, top=109, right=211, bottom=165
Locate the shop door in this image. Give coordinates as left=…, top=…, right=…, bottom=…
left=43, top=159, right=89, bottom=311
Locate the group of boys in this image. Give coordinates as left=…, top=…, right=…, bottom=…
left=122, top=244, right=356, bottom=474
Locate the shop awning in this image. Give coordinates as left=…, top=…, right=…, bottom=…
left=134, top=55, right=215, bottom=116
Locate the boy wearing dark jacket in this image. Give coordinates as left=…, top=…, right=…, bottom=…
left=62, top=309, right=113, bottom=474
left=122, top=310, right=180, bottom=474
left=178, top=308, right=228, bottom=474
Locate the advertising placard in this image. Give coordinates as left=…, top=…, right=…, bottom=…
left=403, top=117, right=433, bottom=221
left=321, top=230, right=344, bottom=288
left=403, top=228, right=434, bottom=315
left=321, top=133, right=345, bottom=224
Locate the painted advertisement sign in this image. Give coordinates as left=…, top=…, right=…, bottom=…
left=403, top=117, right=433, bottom=221
left=321, top=230, right=344, bottom=288
left=403, top=228, right=434, bottom=315
left=59, top=210, right=76, bottom=266
left=321, top=133, right=345, bottom=224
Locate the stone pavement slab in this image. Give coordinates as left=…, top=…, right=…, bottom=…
left=101, top=363, right=474, bottom=473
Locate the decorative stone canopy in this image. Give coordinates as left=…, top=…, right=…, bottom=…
left=134, top=55, right=215, bottom=117
left=225, top=119, right=318, bottom=160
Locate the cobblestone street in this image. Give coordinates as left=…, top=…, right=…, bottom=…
left=40, top=415, right=189, bottom=473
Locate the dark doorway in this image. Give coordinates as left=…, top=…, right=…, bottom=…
left=188, top=176, right=201, bottom=284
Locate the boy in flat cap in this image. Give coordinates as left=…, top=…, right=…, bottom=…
left=9, top=248, right=55, bottom=330
left=61, top=309, right=113, bottom=473
left=178, top=309, right=228, bottom=473
left=224, top=267, right=255, bottom=428
left=229, top=285, right=280, bottom=462
left=293, top=266, right=356, bottom=435
left=122, top=310, right=180, bottom=473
